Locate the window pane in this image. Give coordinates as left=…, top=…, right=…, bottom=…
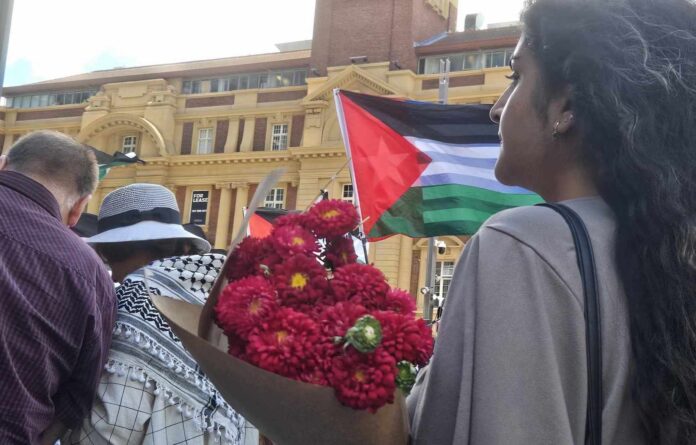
left=248, top=74, right=260, bottom=89
left=485, top=51, right=506, bottom=68
left=282, top=71, right=293, bottom=87
left=259, top=74, right=269, bottom=89
left=264, top=188, right=285, bottom=208
left=191, top=81, right=201, bottom=94
left=294, top=70, right=306, bottom=85
left=30, top=95, right=40, bottom=107
left=423, top=57, right=440, bottom=75
left=271, top=124, right=289, bottom=150
left=198, top=128, right=213, bottom=154
left=463, top=53, right=482, bottom=70
left=21, top=95, right=31, bottom=108
left=210, top=79, right=219, bottom=92
left=239, top=76, right=248, bottom=89
left=122, top=136, right=137, bottom=153
left=449, top=54, right=464, bottom=72
left=342, top=184, right=354, bottom=202
left=229, top=77, right=238, bottom=90
left=48, top=94, right=57, bottom=106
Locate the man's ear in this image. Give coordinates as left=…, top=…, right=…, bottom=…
left=67, top=194, right=92, bottom=227
left=0, top=155, right=8, bottom=171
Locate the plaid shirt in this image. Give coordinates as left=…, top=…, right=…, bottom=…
left=0, top=171, right=116, bottom=443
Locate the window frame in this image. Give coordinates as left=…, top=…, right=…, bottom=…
left=341, top=184, right=354, bottom=203
left=197, top=127, right=214, bottom=154
left=434, top=260, right=455, bottom=300
left=263, top=187, right=285, bottom=209
left=271, top=123, right=289, bottom=151
left=122, top=135, right=138, bottom=153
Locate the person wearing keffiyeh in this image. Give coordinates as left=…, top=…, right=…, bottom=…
left=68, top=183, right=257, bottom=445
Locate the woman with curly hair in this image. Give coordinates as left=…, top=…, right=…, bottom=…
left=408, top=0, right=696, bottom=443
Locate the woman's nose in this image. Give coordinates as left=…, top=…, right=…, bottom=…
left=489, top=101, right=502, bottom=124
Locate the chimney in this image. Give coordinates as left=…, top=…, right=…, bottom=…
left=464, top=13, right=484, bottom=31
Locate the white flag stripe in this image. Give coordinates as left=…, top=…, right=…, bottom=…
left=406, top=136, right=500, bottom=160
left=421, top=161, right=497, bottom=181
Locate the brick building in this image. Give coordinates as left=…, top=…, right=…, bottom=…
left=0, top=0, right=519, bottom=315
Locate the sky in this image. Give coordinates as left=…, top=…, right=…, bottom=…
left=3, top=0, right=524, bottom=87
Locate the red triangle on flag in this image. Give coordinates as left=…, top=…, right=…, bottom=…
left=249, top=213, right=274, bottom=238
left=340, top=93, right=431, bottom=237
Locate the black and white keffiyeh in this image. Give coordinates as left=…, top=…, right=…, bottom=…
left=69, top=254, right=257, bottom=445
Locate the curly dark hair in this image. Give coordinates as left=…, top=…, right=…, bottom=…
left=522, top=0, right=696, bottom=442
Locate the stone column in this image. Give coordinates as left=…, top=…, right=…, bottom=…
left=231, top=184, right=249, bottom=238
left=239, top=118, right=255, bottom=152
left=397, top=236, right=414, bottom=291
left=214, top=184, right=233, bottom=249
left=224, top=118, right=239, bottom=153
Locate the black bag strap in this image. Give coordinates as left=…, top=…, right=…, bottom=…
left=538, top=203, right=602, bottom=445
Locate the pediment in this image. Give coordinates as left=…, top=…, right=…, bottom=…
left=303, top=65, right=402, bottom=104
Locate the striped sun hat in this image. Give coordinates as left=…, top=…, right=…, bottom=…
left=87, top=183, right=211, bottom=254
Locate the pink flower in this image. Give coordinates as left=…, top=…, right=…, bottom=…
left=331, top=263, right=390, bottom=308
left=318, top=302, right=369, bottom=338
left=383, top=288, right=417, bottom=315
left=215, top=276, right=278, bottom=337
left=245, top=308, right=321, bottom=379
left=270, top=225, right=319, bottom=256
left=327, top=348, right=396, bottom=413
left=374, top=311, right=433, bottom=367
left=324, top=236, right=358, bottom=269
left=272, top=254, right=329, bottom=309
left=225, top=237, right=269, bottom=281
left=305, top=199, right=360, bottom=238
left=274, top=213, right=309, bottom=229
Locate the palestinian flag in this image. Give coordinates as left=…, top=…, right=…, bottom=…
left=335, top=90, right=542, bottom=240
left=86, top=145, right=144, bottom=180
left=247, top=207, right=288, bottom=238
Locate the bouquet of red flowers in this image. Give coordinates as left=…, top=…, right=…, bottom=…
left=213, top=199, right=433, bottom=412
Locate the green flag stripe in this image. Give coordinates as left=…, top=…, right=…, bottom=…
left=98, top=161, right=135, bottom=180
left=367, top=184, right=543, bottom=239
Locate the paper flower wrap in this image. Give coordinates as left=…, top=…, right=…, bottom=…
left=214, top=199, right=433, bottom=412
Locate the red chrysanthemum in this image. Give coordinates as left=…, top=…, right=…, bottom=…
left=274, top=212, right=309, bottom=229
left=245, top=308, right=321, bottom=378
left=318, top=301, right=369, bottom=338
left=225, top=237, right=269, bottom=281
left=215, top=276, right=278, bottom=337
left=382, top=288, right=417, bottom=315
left=272, top=254, right=329, bottom=308
left=298, top=366, right=330, bottom=387
left=324, top=236, right=358, bottom=269
left=305, top=199, right=359, bottom=238
left=331, top=263, right=390, bottom=308
left=374, top=311, right=433, bottom=367
left=327, top=348, right=396, bottom=412
left=270, top=225, right=319, bottom=257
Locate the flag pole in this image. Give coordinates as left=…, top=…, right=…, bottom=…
left=334, top=88, right=370, bottom=264
left=0, top=0, right=14, bottom=100
left=423, top=58, right=450, bottom=323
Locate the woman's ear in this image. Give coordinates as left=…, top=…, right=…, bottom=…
left=549, top=87, right=575, bottom=137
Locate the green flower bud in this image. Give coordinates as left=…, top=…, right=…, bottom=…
left=395, top=361, right=417, bottom=394
left=345, top=315, right=382, bottom=353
